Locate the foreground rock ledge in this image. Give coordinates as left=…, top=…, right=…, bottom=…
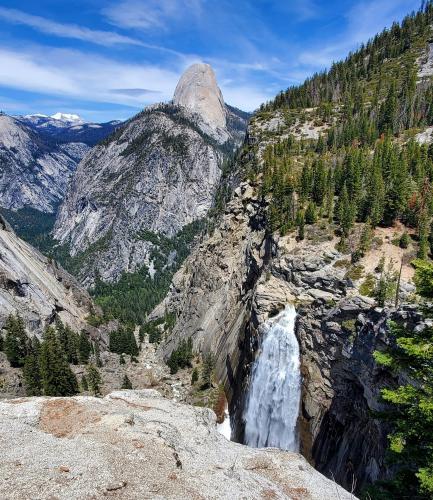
left=0, top=390, right=354, bottom=499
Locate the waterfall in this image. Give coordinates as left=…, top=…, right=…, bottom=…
left=243, top=305, right=301, bottom=452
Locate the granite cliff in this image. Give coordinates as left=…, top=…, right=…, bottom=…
left=53, top=64, right=248, bottom=284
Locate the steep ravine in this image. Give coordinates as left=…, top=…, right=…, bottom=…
left=154, top=177, right=422, bottom=493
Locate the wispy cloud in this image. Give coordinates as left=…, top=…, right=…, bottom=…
left=103, top=0, right=203, bottom=30
left=0, top=7, right=145, bottom=47
left=0, top=45, right=271, bottom=112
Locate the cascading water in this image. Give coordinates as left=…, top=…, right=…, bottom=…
left=243, top=304, right=301, bottom=451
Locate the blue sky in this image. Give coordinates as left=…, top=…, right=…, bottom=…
left=0, top=0, right=421, bottom=122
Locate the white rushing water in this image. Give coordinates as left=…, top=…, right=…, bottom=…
left=217, top=406, right=232, bottom=440
left=244, top=305, right=301, bottom=451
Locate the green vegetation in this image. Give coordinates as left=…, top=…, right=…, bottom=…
left=0, top=207, right=57, bottom=254
left=371, top=260, right=433, bottom=498
left=39, top=326, right=79, bottom=397
left=121, top=374, right=132, bottom=390
left=91, top=220, right=204, bottom=325
left=167, top=338, right=193, bottom=374
left=109, top=326, right=139, bottom=357
left=201, top=352, right=216, bottom=389
left=1, top=314, right=100, bottom=397
left=241, top=3, right=433, bottom=266
left=139, top=312, right=176, bottom=344
left=86, top=363, right=102, bottom=396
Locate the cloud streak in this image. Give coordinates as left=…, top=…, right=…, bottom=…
left=103, top=0, right=203, bottom=30
left=0, top=7, right=145, bottom=47
left=0, top=45, right=271, bottom=112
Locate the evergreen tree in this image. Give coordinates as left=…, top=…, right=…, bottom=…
left=167, top=338, right=193, bottom=374
left=81, top=374, right=88, bottom=392
left=297, top=210, right=305, bottom=240
left=121, top=374, right=132, bottom=389
left=373, top=260, right=433, bottom=498
left=201, top=352, right=216, bottom=389
left=22, top=337, right=41, bottom=396
left=418, top=210, right=430, bottom=260
left=191, top=367, right=199, bottom=385
left=305, top=202, right=317, bottom=224
left=78, top=331, right=92, bottom=364
left=337, top=185, right=356, bottom=236
left=39, top=327, right=78, bottom=397
left=400, top=231, right=411, bottom=249
left=86, top=363, right=102, bottom=396
left=4, top=314, right=28, bottom=368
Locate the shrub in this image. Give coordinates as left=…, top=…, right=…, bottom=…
left=400, top=232, right=411, bottom=249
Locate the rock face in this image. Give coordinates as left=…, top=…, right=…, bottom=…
left=174, top=63, right=227, bottom=130
left=19, top=114, right=121, bottom=147
left=0, top=214, right=93, bottom=335
left=53, top=66, right=248, bottom=284
left=0, top=114, right=89, bottom=212
left=0, top=389, right=354, bottom=499
left=0, top=112, right=120, bottom=213
left=153, top=172, right=420, bottom=493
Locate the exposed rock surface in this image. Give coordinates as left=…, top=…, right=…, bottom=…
left=53, top=66, right=248, bottom=284
left=174, top=63, right=227, bottom=131
left=153, top=180, right=268, bottom=399
left=153, top=170, right=419, bottom=493
left=0, top=114, right=90, bottom=212
left=0, top=214, right=93, bottom=335
left=0, top=390, right=354, bottom=499
left=19, top=113, right=121, bottom=147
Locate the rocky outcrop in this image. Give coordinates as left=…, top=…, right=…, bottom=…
left=153, top=180, right=269, bottom=398
left=0, top=389, right=354, bottom=499
left=153, top=171, right=419, bottom=493
left=0, top=215, right=93, bottom=335
left=53, top=66, right=248, bottom=284
left=174, top=63, right=227, bottom=131
left=0, top=114, right=90, bottom=212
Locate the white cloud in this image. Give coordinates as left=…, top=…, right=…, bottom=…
left=0, top=45, right=269, bottom=113
left=103, top=0, right=203, bottom=30
left=0, top=46, right=179, bottom=106
left=0, top=7, right=145, bottom=47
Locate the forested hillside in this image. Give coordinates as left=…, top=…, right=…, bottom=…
left=241, top=2, right=433, bottom=251
left=235, top=3, right=433, bottom=498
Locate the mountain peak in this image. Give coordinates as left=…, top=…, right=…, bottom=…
left=173, top=63, right=226, bottom=130
left=50, top=112, right=83, bottom=123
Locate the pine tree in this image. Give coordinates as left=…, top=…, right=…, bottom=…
left=297, top=210, right=305, bottom=240
left=22, top=337, right=41, bottom=396
left=4, top=314, right=28, bottom=368
left=305, top=202, right=317, bottom=224
left=373, top=259, right=433, bottom=497
left=81, top=374, right=88, bottom=392
left=400, top=231, right=411, bottom=249
left=86, top=363, right=102, bottom=396
left=78, top=331, right=92, bottom=364
left=337, top=185, right=356, bottom=236
left=39, top=327, right=78, bottom=397
left=418, top=210, right=430, bottom=260
left=201, top=352, right=216, bottom=389
left=121, top=374, right=132, bottom=389
left=191, top=367, right=199, bottom=385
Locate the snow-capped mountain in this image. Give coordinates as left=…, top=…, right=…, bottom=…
left=18, top=113, right=121, bottom=147
left=50, top=112, right=84, bottom=123
left=0, top=111, right=122, bottom=213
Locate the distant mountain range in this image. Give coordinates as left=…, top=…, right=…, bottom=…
left=0, top=112, right=121, bottom=212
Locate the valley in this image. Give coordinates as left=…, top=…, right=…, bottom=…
left=1, top=2, right=433, bottom=499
